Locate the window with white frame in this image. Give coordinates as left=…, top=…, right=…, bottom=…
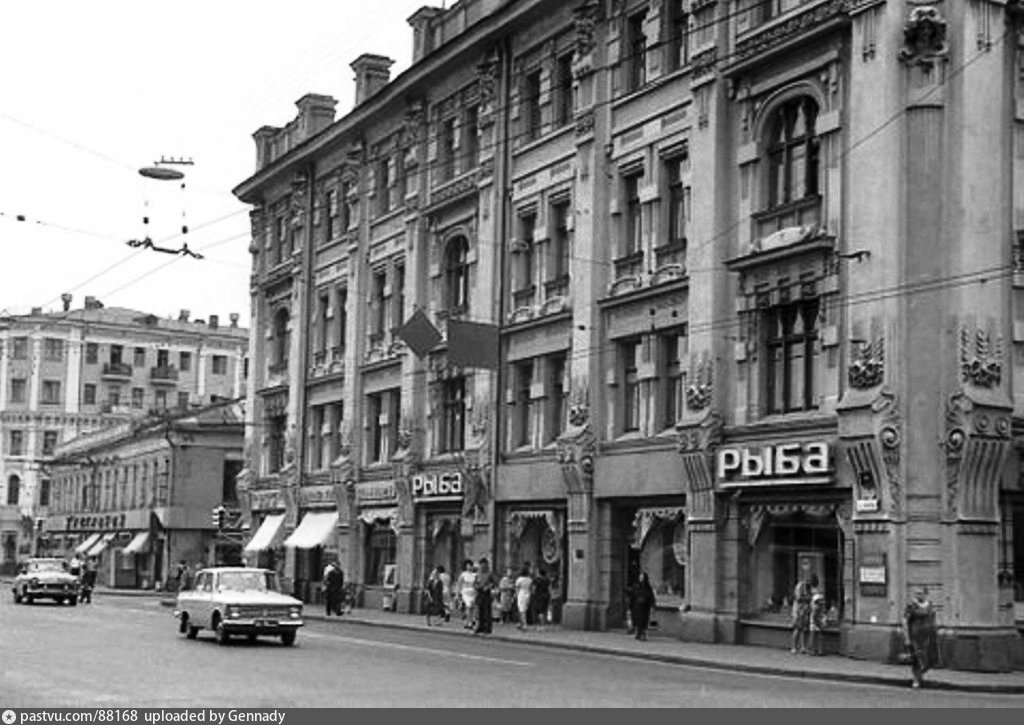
left=764, top=96, right=820, bottom=210
left=8, top=378, right=26, bottom=404
left=625, top=8, right=648, bottom=92
left=272, top=308, right=290, bottom=369
left=523, top=68, right=543, bottom=141
left=545, top=353, right=567, bottom=444
left=658, top=326, right=688, bottom=429
left=619, top=338, right=642, bottom=433
left=512, top=360, right=533, bottom=449
left=438, top=375, right=466, bottom=454
left=554, top=52, right=574, bottom=128
left=665, top=0, right=689, bottom=72
left=9, top=430, right=24, bottom=457
left=444, top=236, right=470, bottom=314
left=513, top=213, right=537, bottom=308
left=547, top=199, right=571, bottom=297
left=763, top=298, right=820, bottom=415
left=43, top=338, right=63, bottom=362
left=325, top=188, right=337, bottom=243
left=42, top=431, right=59, bottom=457
left=370, top=269, right=387, bottom=342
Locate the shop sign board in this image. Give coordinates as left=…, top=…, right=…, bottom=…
left=859, top=553, right=887, bottom=597
left=250, top=489, right=285, bottom=511
left=716, top=441, right=831, bottom=487
left=412, top=472, right=463, bottom=502
left=855, top=498, right=879, bottom=513
left=299, top=484, right=335, bottom=507
left=356, top=480, right=396, bottom=505
left=64, top=512, right=128, bottom=531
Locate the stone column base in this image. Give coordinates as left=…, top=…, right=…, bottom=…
left=562, top=599, right=605, bottom=631
left=841, top=622, right=899, bottom=663
left=938, top=627, right=1023, bottom=672
left=676, top=609, right=737, bottom=644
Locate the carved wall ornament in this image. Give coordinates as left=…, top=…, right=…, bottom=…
left=960, top=326, right=1003, bottom=388
left=567, top=379, right=590, bottom=428
left=686, top=353, right=713, bottom=411
left=942, top=390, right=1011, bottom=520
left=575, top=111, right=596, bottom=137
left=572, top=0, right=602, bottom=59
left=477, top=57, right=499, bottom=110
left=898, top=5, right=950, bottom=67
left=735, top=0, right=853, bottom=61
left=848, top=337, right=884, bottom=389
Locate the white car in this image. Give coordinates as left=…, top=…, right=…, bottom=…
left=174, top=567, right=304, bottom=646
left=12, top=558, right=80, bottom=605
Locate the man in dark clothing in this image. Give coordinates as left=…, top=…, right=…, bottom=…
left=80, top=557, right=97, bottom=604
left=323, top=561, right=345, bottom=616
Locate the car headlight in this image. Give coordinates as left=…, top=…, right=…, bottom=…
left=225, top=605, right=240, bottom=619
left=289, top=606, right=301, bottom=619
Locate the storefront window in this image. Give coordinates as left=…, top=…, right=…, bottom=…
left=748, top=514, right=841, bottom=624
left=365, top=521, right=396, bottom=586
left=508, top=513, right=565, bottom=609
left=425, top=514, right=461, bottom=580
left=635, top=515, right=686, bottom=605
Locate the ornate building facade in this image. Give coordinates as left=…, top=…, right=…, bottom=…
left=234, top=0, right=1024, bottom=670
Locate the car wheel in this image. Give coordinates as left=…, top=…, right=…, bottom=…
left=213, top=615, right=230, bottom=645
left=187, top=625, right=200, bottom=639
left=280, top=631, right=296, bottom=647
left=247, top=634, right=257, bottom=644
left=13, top=589, right=21, bottom=604
left=69, top=596, right=77, bottom=607
left=23, top=591, right=34, bottom=605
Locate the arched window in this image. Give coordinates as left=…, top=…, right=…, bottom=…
left=6, top=475, right=20, bottom=506
left=444, top=236, right=470, bottom=314
left=764, top=96, right=819, bottom=210
left=272, top=308, right=290, bottom=367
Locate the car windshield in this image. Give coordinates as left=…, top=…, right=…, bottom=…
left=216, top=571, right=277, bottom=593
left=27, top=560, right=65, bottom=573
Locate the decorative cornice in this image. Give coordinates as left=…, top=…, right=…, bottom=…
left=734, top=0, right=853, bottom=64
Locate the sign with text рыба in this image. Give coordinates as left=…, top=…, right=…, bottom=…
left=716, top=442, right=831, bottom=487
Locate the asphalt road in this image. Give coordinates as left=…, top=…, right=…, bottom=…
left=1, top=595, right=1022, bottom=708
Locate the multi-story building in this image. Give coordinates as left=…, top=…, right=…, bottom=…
left=44, top=400, right=245, bottom=589
left=0, top=296, right=247, bottom=574
left=234, top=0, right=1024, bottom=670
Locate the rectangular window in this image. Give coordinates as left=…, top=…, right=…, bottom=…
left=555, top=53, right=574, bottom=128
left=42, top=431, right=58, bottom=457
left=339, top=180, right=352, bottom=231
left=325, top=188, right=337, bottom=242
left=393, top=264, right=405, bottom=334
left=8, top=378, right=26, bottom=404
left=335, top=287, right=348, bottom=357
left=666, top=0, right=689, bottom=71
left=275, top=216, right=286, bottom=265
left=463, top=105, right=479, bottom=172
left=621, top=338, right=641, bottom=433
left=371, top=270, right=387, bottom=341
left=660, top=327, right=687, bottom=428
left=309, top=406, right=325, bottom=471
left=155, top=389, right=167, bottom=410
left=133, top=347, right=146, bottom=368
left=329, top=402, right=344, bottom=463
left=156, top=349, right=169, bottom=368
left=85, top=342, right=98, bottom=364
left=38, top=479, right=51, bottom=507
left=177, top=392, right=190, bottom=410
left=626, top=9, right=648, bottom=92
left=439, top=377, right=466, bottom=453
left=268, top=414, right=286, bottom=473
left=179, top=351, right=192, bottom=372
left=212, top=355, right=228, bottom=375
left=9, top=430, right=24, bottom=456
left=666, top=157, right=685, bottom=246
left=623, top=171, right=644, bottom=257
left=549, top=200, right=571, bottom=288
left=11, top=337, right=28, bottom=360
left=368, top=392, right=384, bottom=463
left=376, top=158, right=391, bottom=216
left=513, top=213, right=537, bottom=308
left=42, top=338, right=63, bottom=362
left=513, top=360, right=533, bottom=448
left=110, top=344, right=123, bottom=365
left=131, top=387, right=144, bottom=409
left=764, top=299, right=820, bottom=414
left=41, top=380, right=61, bottom=406
left=108, top=387, right=121, bottom=407
left=365, top=522, right=397, bottom=585
left=523, top=69, right=543, bottom=141
left=83, top=384, right=97, bottom=405
left=439, top=116, right=457, bottom=182
left=546, top=353, right=567, bottom=444
left=316, top=293, right=330, bottom=354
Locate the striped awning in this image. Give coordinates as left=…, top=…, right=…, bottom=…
left=87, top=532, right=117, bottom=557
left=74, top=533, right=102, bottom=555
left=122, top=531, right=150, bottom=555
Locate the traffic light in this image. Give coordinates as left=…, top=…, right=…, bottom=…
left=211, top=505, right=226, bottom=530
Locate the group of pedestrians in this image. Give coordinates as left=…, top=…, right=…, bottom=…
left=790, top=573, right=827, bottom=656
left=424, top=558, right=553, bottom=634
left=65, top=555, right=97, bottom=603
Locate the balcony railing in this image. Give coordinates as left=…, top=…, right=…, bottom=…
left=149, top=365, right=179, bottom=384
left=101, top=362, right=133, bottom=379
left=753, top=195, right=822, bottom=241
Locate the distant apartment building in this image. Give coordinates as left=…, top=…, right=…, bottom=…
left=233, top=0, right=1024, bottom=671
left=0, top=296, right=247, bottom=573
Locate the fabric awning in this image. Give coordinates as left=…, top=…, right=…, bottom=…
left=122, top=531, right=150, bottom=555
left=74, top=533, right=102, bottom=555
left=243, top=513, right=286, bottom=554
left=87, top=532, right=117, bottom=557
left=283, top=511, right=339, bottom=549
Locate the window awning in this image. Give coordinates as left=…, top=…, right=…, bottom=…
left=283, top=511, right=339, bottom=549
left=243, top=513, right=286, bottom=554
left=74, top=533, right=102, bottom=555
left=87, top=532, right=117, bottom=557
left=122, top=531, right=150, bottom=555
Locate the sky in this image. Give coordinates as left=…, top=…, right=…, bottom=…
left=0, top=0, right=431, bottom=323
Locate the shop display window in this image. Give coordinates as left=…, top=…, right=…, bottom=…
left=748, top=517, right=841, bottom=625
left=365, top=522, right=396, bottom=586
left=636, top=517, right=686, bottom=606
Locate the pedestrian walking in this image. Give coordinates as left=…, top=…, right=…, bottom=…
left=457, top=559, right=478, bottom=630
left=629, top=571, right=656, bottom=641
left=68, top=555, right=82, bottom=578
left=173, top=559, right=188, bottom=593
left=790, top=573, right=816, bottom=654
left=903, top=587, right=939, bottom=689
left=323, top=560, right=345, bottom=616
left=498, top=567, right=515, bottom=624
left=514, top=564, right=533, bottom=631
left=531, top=565, right=551, bottom=631
left=79, top=556, right=97, bottom=604
left=437, top=565, right=452, bottom=622
left=808, top=588, right=826, bottom=656
left=425, top=565, right=447, bottom=626
left=473, top=557, right=496, bottom=634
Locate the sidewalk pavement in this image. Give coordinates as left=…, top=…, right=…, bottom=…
left=38, top=583, right=1024, bottom=695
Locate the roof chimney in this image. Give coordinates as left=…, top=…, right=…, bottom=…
left=408, top=7, right=445, bottom=63
left=208, top=314, right=219, bottom=329
left=253, top=126, right=280, bottom=171
left=83, top=296, right=103, bottom=310
left=31, top=307, right=42, bottom=316
left=351, top=54, right=394, bottom=106
left=295, top=94, right=337, bottom=140
left=61, top=293, right=72, bottom=312
left=229, top=313, right=240, bottom=328
left=179, top=309, right=190, bottom=322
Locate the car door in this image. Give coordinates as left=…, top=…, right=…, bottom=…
left=191, top=572, right=215, bottom=628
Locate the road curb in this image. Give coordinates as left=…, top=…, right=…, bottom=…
left=304, top=612, right=1024, bottom=695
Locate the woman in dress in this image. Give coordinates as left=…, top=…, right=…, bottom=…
left=904, top=587, right=939, bottom=688
left=531, top=566, right=552, bottom=631
left=791, top=573, right=816, bottom=654
left=424, top=565, right=446, bottom=627
left=514, top=564, right=533, bottom=631
left=457, top=559, right=478, bottom=630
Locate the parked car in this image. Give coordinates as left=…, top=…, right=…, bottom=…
left=174, top=567, right=303, bottom=646
left=12, top=558, right=80, bottom=605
